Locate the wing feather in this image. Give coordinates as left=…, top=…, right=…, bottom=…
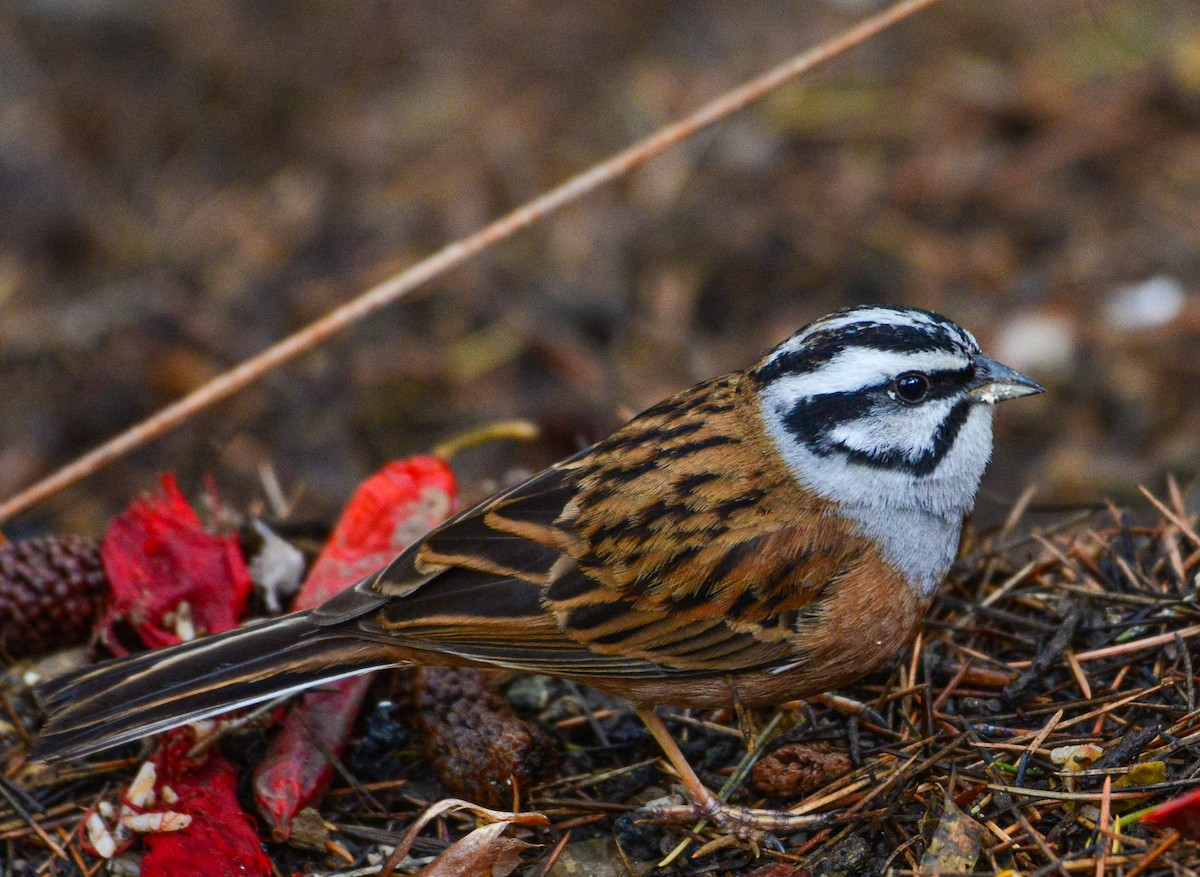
left=317, top=373, right=853, bottom=680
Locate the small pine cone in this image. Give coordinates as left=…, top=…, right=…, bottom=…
left=412, top=666, right=557, bottom=808
left=0, top=536, right=108, bottom=658
left=751, top=742, right=852, bottom=799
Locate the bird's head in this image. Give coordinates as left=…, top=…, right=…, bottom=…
left=753, top=304, right=1042, bottom=589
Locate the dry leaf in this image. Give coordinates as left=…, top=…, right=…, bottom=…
left=414, top=821, right=534, bottom=877
left=919, top=794, right=984, bottom=874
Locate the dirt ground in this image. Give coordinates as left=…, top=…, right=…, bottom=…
left=1, top=0, right=1198, bottom=533
left=2, top=1, right=1200, bottom=875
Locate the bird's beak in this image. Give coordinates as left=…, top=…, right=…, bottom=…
left=968, top=355, right=1044, bottom=404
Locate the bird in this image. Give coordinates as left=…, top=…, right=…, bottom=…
left=32, top=304, right=1042, bottom=835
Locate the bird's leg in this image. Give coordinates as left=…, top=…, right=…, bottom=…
left=634, top=707, right=826, bottom=840
left=637, top=707, right=723, bottom=815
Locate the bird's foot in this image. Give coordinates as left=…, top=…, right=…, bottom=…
left=633, top=707, right=828, bottom=843
left=638, top=789, right=823, bottom=841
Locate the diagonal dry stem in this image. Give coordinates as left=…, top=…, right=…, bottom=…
left=0, top=0, right=945, bottom=525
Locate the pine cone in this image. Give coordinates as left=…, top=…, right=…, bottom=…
left=0, top=536, right=108, bottom=658
left=751, top=742, right=852, bottom=799
left=411, top=666, right=557, bottom=808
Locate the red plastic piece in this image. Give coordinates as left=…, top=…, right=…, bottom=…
left=253, top=455, right=457, bottom=838
left=1143, top=786, right=1200, bottom=839
left=99, top=474, right=253, bottom=655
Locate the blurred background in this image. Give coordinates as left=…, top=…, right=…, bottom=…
left=1, top=0, right=1198, bottom=536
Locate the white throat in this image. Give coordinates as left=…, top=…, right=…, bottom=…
left=759, top=396, right=994, bottom=596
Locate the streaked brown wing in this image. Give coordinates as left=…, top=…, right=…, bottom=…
left=312, top=372, right=844, bottom=679
left=538, top=372, right=851, bottom=671
left=545, top=522, right=855, bottom=671
left=310, top=461, right=676, bottom=677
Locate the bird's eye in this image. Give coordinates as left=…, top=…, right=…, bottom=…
left=893, top=372, right=930, bottom=404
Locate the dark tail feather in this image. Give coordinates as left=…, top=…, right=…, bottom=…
left=32, top=611, right=400, bottom=762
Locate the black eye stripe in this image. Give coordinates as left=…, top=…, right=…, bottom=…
left=781, top=392, right=873, bottom=451
left=782, top=394, right=976, bottom=475
left=905, top=366, right=976, bottom=401
left=789, top=365, right=975, bottom=406
left=847, top=366, right=976, bottom=401
left=777, top=359, right=978, bottom=476
left=841, top=398, right=974, bottom=476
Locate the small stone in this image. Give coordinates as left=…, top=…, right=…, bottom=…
left=108, top=854, right=143, bottom=877
left=613, top=811, right=663, bottom=862
left=958, top=696, right=1002, bottom=716
left=349, top=701, right=409, bottom=781
left=504, top=674, right=563, bottom=713
left=1104, top=276, right=1185, bottom=331
left=808, top=834, right=872, bottom=877
left=992, top=310, right=1077, bottom=380
left=546, top=836, right=652, bottom=877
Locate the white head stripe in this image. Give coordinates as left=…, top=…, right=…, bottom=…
left=764, top=307, right=980, bottom=367
left=766, top=348, right=971, bottom=399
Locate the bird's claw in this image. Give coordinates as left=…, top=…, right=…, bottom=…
left=637, top=796, right=822, bottom=842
